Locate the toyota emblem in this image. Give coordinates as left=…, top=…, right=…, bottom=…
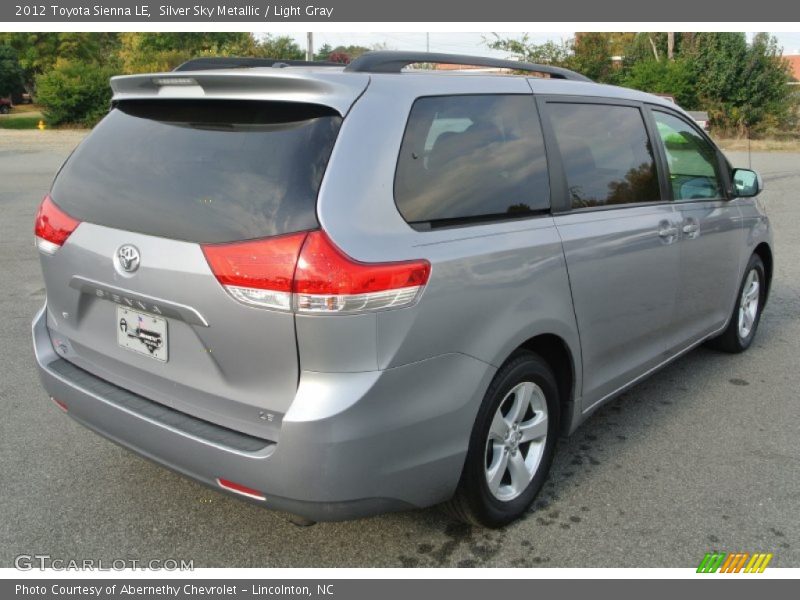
left=116, top=245, right=141, bottom=274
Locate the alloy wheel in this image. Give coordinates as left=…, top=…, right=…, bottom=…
left=484, top=381, right=548, bottom=501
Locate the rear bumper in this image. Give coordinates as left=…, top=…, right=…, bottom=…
left=32, top=305, right=494, bottom=521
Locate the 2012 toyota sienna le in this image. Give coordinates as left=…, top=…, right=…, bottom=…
left=32, top=52, right=773, bottom=527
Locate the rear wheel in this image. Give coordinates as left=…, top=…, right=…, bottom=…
left=0, top=105, right=9, bottom=115
left=443, top=351, right=559, bottom=527
left=707, top=254, right=765, bottom=353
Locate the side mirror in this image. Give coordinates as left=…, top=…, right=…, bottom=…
left=732, top=168, right=763, bottom=198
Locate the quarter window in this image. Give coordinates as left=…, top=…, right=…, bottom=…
left=394, top=95, right=550, bottom=227
left=652, top=111, right=724, bottom=201
left=547, top=103, right=661, bottom=208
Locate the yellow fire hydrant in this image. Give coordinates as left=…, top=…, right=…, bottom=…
left=37, top=120, right=46, bottom=131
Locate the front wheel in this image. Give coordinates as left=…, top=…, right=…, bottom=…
left=707, top=254, right=766, bottom=353
left=443, top=350, right=559, bottom=527
left=0, top=105, right=9, bottom=115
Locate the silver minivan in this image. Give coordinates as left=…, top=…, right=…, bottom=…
left=32, top=52, right=772, bottom=527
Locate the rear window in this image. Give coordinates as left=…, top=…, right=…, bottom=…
left=394, top=95, right=550, bottom=228
left=50, top=100, right=342, bottom=243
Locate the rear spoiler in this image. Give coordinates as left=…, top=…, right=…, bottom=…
left=109, top=70, right=369, bottom=115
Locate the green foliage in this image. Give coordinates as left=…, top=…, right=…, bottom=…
left=0, top=33, right=119, bottom=92
left=130, top=32, right=252, bottom=54
left=5, top=31, right=797, bottom=134
left=2, top=32, right=308, bottom=127
left=35, top=60, right=119, bottom=127
left=255, top=35, right=304, bottom=60
left=488, top=33, right=616, bottom=82
left=0, top=44, right=24, bottom=96
left=315, top=43, right=333, bottom=61
left=688, top=33, right=796, bottom=133
left=115, top=33, right=303, bottom=73
left=487, top=34, right=571, bottom=66
left=117, top=32, right=259, bottom=72
left=488, top=31, right=797, bottom=135
left=18, top=32, right=309, bottom=127
left=570, top=33, right=615, bottom=82
left=621, top=58, right=697, bottom=108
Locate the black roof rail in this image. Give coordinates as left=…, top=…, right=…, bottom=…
left=174, top=57, right=344, bottom=72
left=343, top=51, right=592, bottom=82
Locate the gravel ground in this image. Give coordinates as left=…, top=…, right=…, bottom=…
left=0, top=130, right=797, bottom=568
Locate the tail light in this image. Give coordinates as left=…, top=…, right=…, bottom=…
left=202, top=230, right=430, bottom=314
left=34, top=195, right=81, bottom=255
left=201, top=232, right=308, bottom=311
left=294, top=231, right=430, bottom=313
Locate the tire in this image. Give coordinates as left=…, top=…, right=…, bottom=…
left=706, top=254, right=766, bottom=353
left=0, top=105, right=9, bottom=115
left=443, top=350, right=559, bottom=527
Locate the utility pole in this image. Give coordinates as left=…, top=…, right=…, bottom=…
left=426, top=33, right=430, bottom=53
left=306, top=32, right=314, bottom=61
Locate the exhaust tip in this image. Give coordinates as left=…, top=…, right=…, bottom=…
left=287, top=514, right=317, bottom=527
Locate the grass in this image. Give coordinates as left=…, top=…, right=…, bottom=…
left=8, top=103, right=42, bottom=114
left=0, top=116, right=42, bottom=129
left=0, top=106, right=44, bottom=129
left=714, top=138, right=800, bottom=152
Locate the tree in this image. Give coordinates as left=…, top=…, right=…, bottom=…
left=621, top=33, right=657, bottom=65
left=487, top=31, right=798, bottom=134
left=0, top=33, right=119, bottom=92
left=36, top=59, right=119, bottom=127
left=256, top=35, right=304, bottom=60
left=737, top=33, right=798, bottom=133
left=688, top=33, right=748, bottom=121
left=487, top=33, right=618, bottom=82
left=689, top=32, right=795, bottom=134
left=315, top=43, right=333, bottom=61
left=130, top=32, right=253, bottom=54
left=0, top=45, right=24, bottom=97
left=328, top=52, right=351, bottom=64
left=327, top=45, right=372, bottom=60
left=486, top=34, right=571, bottom=66
left=571, top=33, right=614, bottom=82
left=117, top=32, right=257, bottom=72
left=621, top=59, right=697, bottom=108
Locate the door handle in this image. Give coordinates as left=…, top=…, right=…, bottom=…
left=658, top=226, right=679, bottom=238
left=682, top=219, right=700, bottom=239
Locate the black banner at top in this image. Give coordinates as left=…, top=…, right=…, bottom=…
left=2, top=0, right=800, bottom=22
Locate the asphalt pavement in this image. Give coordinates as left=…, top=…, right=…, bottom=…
left=0, top=130, right=797, bottom=567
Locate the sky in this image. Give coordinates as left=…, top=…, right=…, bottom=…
left=266, top=32, right=800, bottom=57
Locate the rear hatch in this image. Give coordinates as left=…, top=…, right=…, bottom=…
left=37, top=73, right=365, bottom=441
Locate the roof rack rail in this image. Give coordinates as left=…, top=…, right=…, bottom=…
left=343, top=51, right=592, bottom=82
left=174, top=57, right=343, bottom=72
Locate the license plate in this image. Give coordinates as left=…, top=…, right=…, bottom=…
left=117, top=306, right=168, bottom=362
